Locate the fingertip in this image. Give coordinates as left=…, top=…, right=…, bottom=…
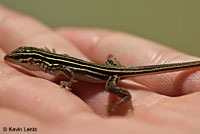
left=180, top=70, right=200, bottom=94
left=0, top=5, right=24, bottom=19
left=56, top=27, right=113, bottom=34
left=56, top=27, right=113, bottom=47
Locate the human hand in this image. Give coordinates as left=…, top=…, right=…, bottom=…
left=0, top=5, right=199, bottom=134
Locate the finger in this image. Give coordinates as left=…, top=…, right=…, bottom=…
left=56, top=28, right=200, bottom=96
left=0, top=6, right=87, bottom=59
left=0, top=108, right=42, bottom=131
left=0, top=62, right=93, bottom=122
left=134, top=92, right=200, bottom=130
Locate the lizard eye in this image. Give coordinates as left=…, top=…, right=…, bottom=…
left=28, top=58, right=35, bottom=64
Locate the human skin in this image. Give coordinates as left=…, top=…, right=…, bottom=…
left=0, top=5, right=200, bottom=134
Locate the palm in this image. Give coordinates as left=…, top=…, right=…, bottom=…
left=0, top=6, right=199, bottom=134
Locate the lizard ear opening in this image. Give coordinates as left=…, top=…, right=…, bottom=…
left=28, top=58, right=35, bottom=64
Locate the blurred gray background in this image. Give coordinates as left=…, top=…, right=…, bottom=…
left=1, top=0, right=199, bottom=56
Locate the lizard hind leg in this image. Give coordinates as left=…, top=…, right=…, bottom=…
left=106, top=75, right=132, bottom=115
